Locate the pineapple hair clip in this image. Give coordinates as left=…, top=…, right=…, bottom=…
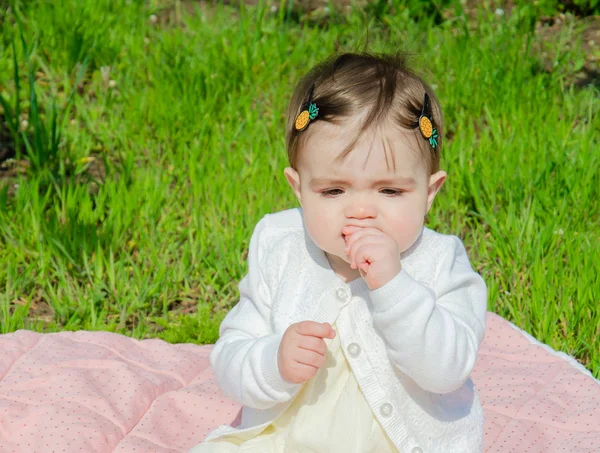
left=418, top=93, right=439, bottom=149
left=295, top=83, right=319, bottom=132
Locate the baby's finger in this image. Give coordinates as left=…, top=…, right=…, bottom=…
left=344, top=227, right=382, bottom=255
left=295, top=362, right=320, bottom=382
left=298, top=335, right=328, bottom=356
left=295, top=320, right=335, bottom=339
left=353, top=242, right=375, bottom=271
left=341, top=225, right=362, bottom=238
left=283, top=360, right=320, bottom=384
left=294, top=348, right=326, bottom=370
left=348, top=233, right=381, bottom=269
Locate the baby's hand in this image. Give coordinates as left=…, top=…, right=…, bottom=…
left=342, top=226, right=402, bottom=291
left=277, top=321, right=335, bottom=384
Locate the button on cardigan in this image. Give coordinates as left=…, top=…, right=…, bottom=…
left=203, top=208, right=488, bottom=453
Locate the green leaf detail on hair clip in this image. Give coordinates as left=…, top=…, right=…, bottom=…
left=429, top=128, right=439, bottom=148
left=295, top=102, right=319, bottom=131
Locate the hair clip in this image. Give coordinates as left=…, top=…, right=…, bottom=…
left=295, top=84, right=319, bottom=131
left=418, top=93, right=438, bottom=148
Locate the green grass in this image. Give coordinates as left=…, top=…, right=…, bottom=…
left=0, top=0, right=598, bottom=378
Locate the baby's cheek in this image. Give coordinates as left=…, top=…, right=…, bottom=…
left=304, top=214, right=333, bottom=250
left=393, top=217, right=425, bottom=252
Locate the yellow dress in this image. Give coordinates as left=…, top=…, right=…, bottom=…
left=190, top=322, right=398, bottom=453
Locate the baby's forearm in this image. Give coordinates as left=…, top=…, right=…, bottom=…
left=210, top=332, right=300, bottom=409
left=370, top=258, right=487, bottom=394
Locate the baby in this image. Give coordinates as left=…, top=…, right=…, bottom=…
left=189, top=52, right=488, bottom=453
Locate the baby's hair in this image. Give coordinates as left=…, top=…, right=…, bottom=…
left=285, top=52, right=443, bottom=174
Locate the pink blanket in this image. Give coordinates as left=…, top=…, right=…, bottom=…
left=0, top=312, right=598, bottom=452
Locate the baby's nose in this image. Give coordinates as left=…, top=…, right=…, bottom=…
left=345, top=201, right=376, bottom=219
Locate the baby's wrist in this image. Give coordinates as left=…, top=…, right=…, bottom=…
left=367, top=260, right=402, bottom=290
left=262, top=334, right=298, bottom=392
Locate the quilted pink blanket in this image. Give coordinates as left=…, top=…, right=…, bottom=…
left=0, top=312, right=598, bottom=453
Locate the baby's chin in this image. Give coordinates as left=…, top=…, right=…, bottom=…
left=325, top=247, right=353, bottom=268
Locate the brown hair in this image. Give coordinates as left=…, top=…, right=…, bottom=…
left=285, top=52, right=443, bottom=174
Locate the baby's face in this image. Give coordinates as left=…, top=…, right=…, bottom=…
left=285, top=118, right=445, bottom=277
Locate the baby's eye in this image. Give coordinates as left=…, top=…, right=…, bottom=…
left=380, top=188, right=404, bottom=196
left=322, top=189, right=344, bottom=197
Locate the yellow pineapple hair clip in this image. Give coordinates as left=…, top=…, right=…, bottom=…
left=418, top=93, right=439, bottom=149
left=295, top=84, right=319, bottom=132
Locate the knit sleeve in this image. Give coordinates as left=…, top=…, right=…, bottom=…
left=209, top=216, right=301, bottom=409
left=369, top=235, right=487, bottom=394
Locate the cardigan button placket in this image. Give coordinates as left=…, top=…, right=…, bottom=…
left=411, top=447, right=424, bottom=453
left=379, top=402, right=393, bottom=417
left=347, top=342, right=361, bottom=357
left=335, top=287, right=350, bottom=303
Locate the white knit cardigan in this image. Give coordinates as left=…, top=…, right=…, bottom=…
left=203, top=208, right=488, bottom=453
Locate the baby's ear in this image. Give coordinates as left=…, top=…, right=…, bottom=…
left=426, top=170, right=447, bottom=213
left=284, top=167, right=303, bottom=205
